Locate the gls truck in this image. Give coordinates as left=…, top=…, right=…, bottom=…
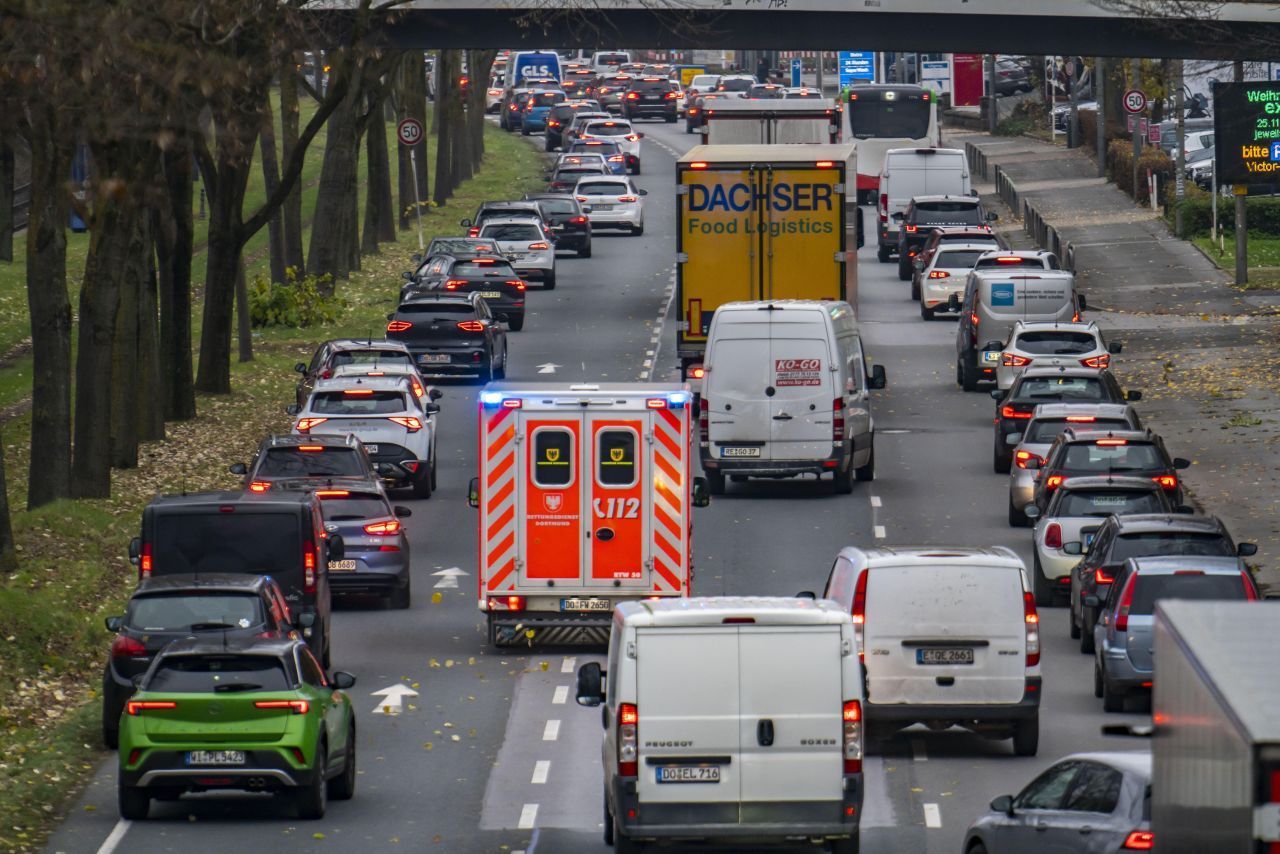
left=700, top=99, right=844, bottom=145
left=510, top=50, right=562, bottom=85
left=676, top=143, right=859, bottom=380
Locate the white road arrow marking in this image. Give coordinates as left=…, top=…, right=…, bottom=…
left=432, top=566, right=470, bottom=589
left=536, top=363, right=561, bottom=374
left=371, top=683, right=419, bottom=716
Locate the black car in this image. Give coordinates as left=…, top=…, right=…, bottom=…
left=1031, top=428, right=1191, bottom=509
left=560, top=70, right=597, bottom=99
left=621, top=76, right=678, bottom=122
left=895, top=195, right=998, bottom=280
left=746, top=83, right=786, bottom=99
left=402, top=252, right=527, bottom=330
left=130, top=490, right=342, bottom=668
left=1069, top=513, right=1256, bottom=653
left=293, top=339, right=420, bottom=409
left=101, top=573, right=300, bottom=748
left=548, top=163, right=608, bottom=192
left=544, top=102, right=596, bottom=151
left=385, top=292, right=509, bottom=382
left=230, top=433, right=376, bottom=493
left=991, top=367, right=1140, bottom=473
left=993, top=58, right=1033, bottom=95
left=525, top=192, right=592, bottom=257
left=461, top=201, right=549, bottom=238
left=685, top=91, right=731, bottom=133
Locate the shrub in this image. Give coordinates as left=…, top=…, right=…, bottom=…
left=248, top=268, right=343, bottom=328
left=1107, top=139, right=1174, bottom=205
left=1172, top=195, right=1280, bottom=237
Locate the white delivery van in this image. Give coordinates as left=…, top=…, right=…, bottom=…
left=821, top=546, right=1042, bottom=756
left=700, top=301, right=886, bottom=495
left=576, top=597, right=864, bottom=854
left=876, top=147, right=970, bottom=262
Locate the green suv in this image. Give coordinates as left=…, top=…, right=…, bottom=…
left=117, top=638, right=356, bottom=820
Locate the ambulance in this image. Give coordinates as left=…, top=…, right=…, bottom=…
left=469, top=383, right=710, bottom=647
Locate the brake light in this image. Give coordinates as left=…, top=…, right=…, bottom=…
left=1122, top=831, right=1154, bottom=850
left=363, top=519, right=402, bottom=536
left=127, top=701, right=177, bottom=716
left=1096, top=438, right=1127, bottom=446
left=626, top=134, right=639, bottom=141
left=507, top=280, right=527, bottom=291
left=842, top=700, right=863, bottom=774
left=548, top=120, right=560, bottom=127
left=618, top=703, right=639, bottom=777
left=315, top=490, right=350, bottom=498
left=411, top=380, right=425, bottom=398
left=625, top=92, right=638, bottom=99
left=344, top=389, right=374, bottom=396
left=295, top=417, right=329, bottom=432
left=386, top=320, right=413, bottom=333
left=878, top=193, right=887, bottom=223
left=689, top=365, right=705, bottom=380
left=1015, top=450, right=1044, bottom=469
left=444, top=279, right=467, bottom=290
left=140, top=541, right=152, bottom=576
left=1001, top=405, right=1033, bottom=419
left=1045, top=475, right=1065, bottom=491
left=388, top=416, right=423, bottom=432
left=832, top=397, right=845, bottom=444
left=815, top=160, right=835, bottom=168
left=905, top=225, right=918, bottom=233
left=255, top=700, right=310, bottom=714
left=528, top=242, right=550, bottom=250
left=456, top=321, right=486, bottom=332
left=575, top=196, right=588, bottom=202
left=690, top=161, right=708, bottom=170
left=1044, top=523, right=1063, bottom=550
left=1001, top=353, right=1032, bottom=367
left=851, top=569, right=868, bottom=660
left=1023, top=592, right=1040, bottom=667
left=971, top=313, right=980, bottom=326
left=248, top=480, right=272, bottom=493
left=468, top=227, right=480, bottom=237
left=1066, top=415, right=1096, bottom=422
left=571, top=216, right=588, bottom=224
left=1095, top=568, right=1116, bottom=585
left=1243, top=572, right=1259, bottom=600
left=487, top=595, right=525, bottom=611
left=1080, top=354, right=1111, bottom=369
left=617, top=196, right=637, bottom=203
left=1154, top=474, right=1178, bottom=490
left=1114, top=574, right=1137, bottom=631
left=488, top=88, right=501, bottom=96
left=996, top=256, right=1024, bottom=263
left=111, top=635, right=147, bottom=658
left=664, top=91, right=678, bottom=99
left=927, top=271, right=949, bottom=279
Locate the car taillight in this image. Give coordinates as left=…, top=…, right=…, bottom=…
left=842, top=700, right=862, bottom=774
left=698, top=396, right=709, bottom=445
left=571, top=216, right=588, bottom=224
left=832, top=397, right=844, bottom=445
left=295, top=417, right=329, bottom=432
left=1114, top=574, right=1137, bottom=631
left=1015, top=450, right=1044, bottom=470
left=457, top=321, right=486, bottom=332
left=575, top=195, right=588, bottom=202
left=528, top=242, right=550, bottom=250
left=689, top=365, right=705, bottom=380
left=488, top=88, right=501, bottom=96
left=487, top=595, right=525, bottom=611
left=1065, top=415, right=1096, bottom=423
left=1080, top=354, right=1110, bottom=369
left=625, top=92, right=638, bottom=99
left=127, top=700, right=177, bottom=716
left=388, top=416, right=423, bottom=432
left=626, top=134, right=639, bottom=141
left=878, top=193, right=887, bottom=223
left=255, top=700, right=310, bottom=714
left=905, top=224, right=917, bottom=233
left=617, top=195, right=637, bottom=203
left=618, top=703, right=639, bottom=777
left=1044, top=523, right=1063, bottom=550
left=1001, top=405, right=1033, bottom=420
left=1122, top=831, right=1154, bottom=850
left=444, top=279, right=467, bottom=290
left=364, top=519, right=402, bottom=536
left=248, top=480, right=272, bottom=493
left=1095, top=567, right=1115, bottom=585
left=852, top=569, right=868, bottom=660
left=1243, top=571, right=1260, bottom=600
left=1045, top=475, right=1065, bottom=491
left=411, top=381, right=425, bottom=398
left=303, top=540, right=316, bottom=593
left=664, top=91, right=678, bottom=99
left=468, top=227, right=480, bottom=237
left=1154, top=474, right=1178, bottom=491
left=971, top=312, right=980, bottom=326
left=139, top=542, right=153, bottom=578
left=111, top=635, right=147, bottom=658
left=1023, top=592, right=1040, bottom=666
left=548, top=120, right=560, bottom=127
left=1001, top=353, right=1032, bottom=367
left=927, top=270, right=949, bottom=279
left=507, top=280, right=527, bottom=291
left=387, top=320, right=413, bottom=333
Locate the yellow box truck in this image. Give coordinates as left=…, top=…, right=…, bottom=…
left=676, top=143, right=859, bottom=378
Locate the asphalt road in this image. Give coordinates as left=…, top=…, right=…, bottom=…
left=47, top=118, right=1148, bottom=854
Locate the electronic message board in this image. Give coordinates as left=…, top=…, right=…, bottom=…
left=1215, top=81, right=1280, bottom=184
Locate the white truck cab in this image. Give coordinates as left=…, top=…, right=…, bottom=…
left=577, top=596, right=863, bottom=853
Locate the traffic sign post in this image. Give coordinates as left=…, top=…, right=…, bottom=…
left=397, top=118, right=427, bottom=252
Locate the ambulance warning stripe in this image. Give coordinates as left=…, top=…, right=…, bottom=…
left=654, top=503, right=681, bottom=540
left=489, top=557, right=516, bottom=590
left=482, top=405, right=519, bottom=595
left=650, top=407, right=687, bottom=594
left=654, top=452, right=681, bottom=487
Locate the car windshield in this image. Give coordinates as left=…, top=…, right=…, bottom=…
left=1055, top=490, right=1166, bottom=517
left=330, top=350, right=412, bottom=369
left=934, top=250, right=986, bottom=268
left=129, top=593, right=266, bottom=632
left=577, top=182, right=628, bottom=196
left=1014, top=377, right=1106, bottom=401
left=1026, top=418, right=1130, bottom=443
left=151, top=511, right=301, bottom=578
left=1015, top=331, right=1099, bottom=355
left=310, top=390, right=407, bottom=415
left=1061, top=442, right=1164, bottom=472
left=258, top=447, right=365, bottom=478
left=148, top=655, right=291, bottom=693
left=1112, top=532, right=1235, bottom=560
left=480, top=223, right=542, bottom=241
left=913, top=202, right=981, bottom=224
left=318, top=493, right=389, bottom=522
left=1129, top=573, right=1247, bottom=614
left=584, top=123, right=630, bottom=136
left=571, top=142, right=620, bottom=155
left=454, top=260, right=517, bottom=277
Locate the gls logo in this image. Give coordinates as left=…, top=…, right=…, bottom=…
left=519, top=64, right=553, bottom=78
left=687, top=182, right=834, bottom=213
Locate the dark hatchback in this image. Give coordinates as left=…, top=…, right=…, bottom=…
left=544, top=102, right=597, bottom=151
left=101, top=573, right=300, bottom=749
left=1031, top=428, right=1190, bottom=509
left=525, top=192, right=592, bottom=257
left=621, top=77, right=678, bottom=122
left=401, top=252, right=527, bottom=330
left=386, top=293, right=509, bottom=382
left=685, top=91, right=732, bottom=133
left=461, top=201, right=550, bottom=238
left=293, top=339, right=419, bottom=409
left=231, top=433, right=376, bottom=493
left=895, top=195, right=997, bottom=280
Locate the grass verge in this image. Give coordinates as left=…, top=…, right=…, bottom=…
left=1193, top=232, right=1280, bottom=290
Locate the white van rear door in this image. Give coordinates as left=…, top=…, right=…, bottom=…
left=636, top=628, right=742, bottom=805
left=864, top=564, right=1027, bottom=705
left=768, top=316, right=834, bottom=460
left=706, top=320, right=772, bottom=456
left=738, top=626, right=843, bottom=804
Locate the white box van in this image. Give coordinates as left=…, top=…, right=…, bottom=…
left=820, top=546, right=1042, bottom=756
left=876, top=147, right=970, bottom=261
left=576, top=597, right=864, bottom=853
left=591, top=50, right=632, bottom=75
left=954, top=270, right=1083, bottom=391
left=700, top=301, right=886, bottom=495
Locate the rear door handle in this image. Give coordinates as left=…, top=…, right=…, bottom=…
left=772, top=413, right=793, bottom=421
left=757, top=719, right=774, bottom=747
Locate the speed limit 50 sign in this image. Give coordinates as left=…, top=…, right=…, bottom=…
left=397, top=117, right=424, bottom=146
left=1122, top=89, right=1148, bottom=115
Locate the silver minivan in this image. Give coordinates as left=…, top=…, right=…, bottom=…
left=700, top=301, right=886, bottom=495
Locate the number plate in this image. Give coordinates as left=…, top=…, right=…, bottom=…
left=917, top=648, right=974, bottom=665
left=364, top=444, right=379, bottom=454
left=591, top=204, right=614, bottom=211
left=185, top=750, right=246, bottom=766
left=657, top=765, right=721, bottom=784
left=328, top=560, right=357, bottom=572
left=720, top=446, right=761, bottom=458
left=419, top=354, right=450, bottom=364
left=478, top=291, right=502, bottom=299
left=561, top=597, right=611, bottom=612
left=508, top=253, right=527, bottom=260
left=981, top=351, right=1000, bottom=364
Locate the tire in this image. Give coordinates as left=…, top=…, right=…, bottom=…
left=968, top=844, right=989, bottom=854
left=544, top=138, right=555, bottom=152
left=665, top=114, right=676, bottom=123
left=1080, top=610, right=1096, bottom=654
left=412, top=463, right=433, bottom=499
left=521, top=126, right=530, bottom=136
left=1102, top=671, right=1126, bottom=713
left=614, top=830, right=644, bottom=854
left=1009, top=502, right=1028, bottom=529
left=1032, top=558, right=1053, bottom=608
left=389, top=576, right=411, bottom=610
left=828, top=834, right=860, bottom=854
left=877, top=245, right=892, bottom=263
left=833, top=457, right=855, bottom=494
left=631, top=163, right=641, bottom=176
left=961, top=358, right=978, bottom=392
left=102, top=671, right=122, bottom=750
left=118, top=785, right=150, bottom=820
left=1012, top=713, right=1039, bottom=756
left=920, top=303, right=935, bottom=321
left=910, top=276, right=921, bottom=301
left=578, top=242, right=592, bottom=258
left=508, top=315, right=525, bottom=332
left=631, top=223, right=644, bottom=236
left=993, top=444, right=1011, bottom=474
left=705, top=469, right=726, bottom=495
left=327, top=723, right=357, bottom=800
left=295, top=742, right=328, bottom=819
left=430, top=455, right=438, bottom=491
left=543, top=273, right=556, bottom=290
left=603, top=794, right=614, bottom=845
left=897, top=254, right=912, bottom=281
left=478, top=354, right=493, bottom=384
left=955, top=360, right=964, bottom=387
left=1094, top=658, right=1105, bottom=698
left=1069, top=601, right=1082, bottom=639
left=855, top=444, right=875, bottom=482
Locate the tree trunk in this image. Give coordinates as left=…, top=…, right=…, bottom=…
left=157, top=141, right=196, bottom=421
left=466, top=50, right=497, bottom=172
left=0, top=135, right=13, bottom=263
left=280, top=62, right=305, bottom=274
left=260, top=96, right=287, bottom=286
left=398, top=51, right=430, bottom=230
left=137, top=223, right=164, bottom=442
left=23, top=109, right=72, bottom=508
left=236, top=258, right=253, bottom=362
left=363, top=91, right=395, bottom=254
left=308, top=65, right=362, bottom=285
left=0, top=445, right=16, bottom=573
left=110, top=214, right=144, bottom=470
left=195, top=137, right=251, bottom=395
left=433, top=50, right=459, bottom=206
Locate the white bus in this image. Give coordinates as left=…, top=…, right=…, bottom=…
left=845, top=84, right=940, bottom=205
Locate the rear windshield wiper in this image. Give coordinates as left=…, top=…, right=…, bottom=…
left=214, top=682, right=264, bottom=693
left=188, top=622, right=241, bottom=631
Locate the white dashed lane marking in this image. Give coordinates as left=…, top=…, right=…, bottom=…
left=519, top=803, right=539, bottom=829
left=870, top=495, right=882, bottom=508
left=923, top=803, right=942, bottom=828
left=543, top=719, right=561, bottom=741
left=874, top=525, right=886, bottom=539
left=531, top=760, right=550, bottom=784
left=552, top=685, right=569, bottom=704
left=561, top=657, right=576, bottom=673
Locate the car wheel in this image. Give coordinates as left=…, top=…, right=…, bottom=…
left=495, top=347, right=508, bottom=380
left=1069, top=600, right=1082, bottom=639
left=632, top=223, right=644, bottom=236
left=578, top=242, right=592, bottom=258
left=828, top=835, right=860, bottom=854
left=389, top=575, right=412, bottom=610
left=961, top=358, right=978, bottom=392
left=543, top=272, right=556, bottom=290
left=1080, top=611, right=1096, bottom=654
left=1009, top=502, right=1028, bottom=529
left=295, top=741, right=328, bottom=819
left=1011, top=713, right=1039, bottom=756
left=993, top=444, right=1011, bottom=474
left=920, top=303, right=935, bottom=321
left=544, top=138, right=555, bottom=152
left=1094, top=658, right=1105, bottom=698
left=705, top=469, right=726, bottom=495
left=967, top=843, right=989, bottom=854
left=631, top=163, right=641, bottom=176
left=327, top=723, right=357, bottom=800
left=412, top=464, right=433, bottom=499
left=910, top=277, right=921, bottom=301
left=1032, top=558, right=1053, bottom=607
left=1102, top=670, right=1126, bottom=713
left=855, top=443, right=875, bottom=482
left=897, top=254, right=912, bottom=281
left=117, top=785, right=151, bottom=820
left=603, top=793, right=614, bottom=845
left=876, top=245, right=891, bottom=263
left=508, top=315, right=525, bottom=332
left=102, top=670, right=122, bottom=750
left=430, top=455, right=438, bottom=491
left=665, top=114, right=676, bottom=123
left=521, top=126, right=529, bottom=136
left=833, top=457, right=856, bottom=494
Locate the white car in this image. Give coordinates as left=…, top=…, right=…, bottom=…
left=579, top=118, right=643, bottom=174
left=997, top=320, right=1120, bottom=390
left=575, top=176, right=646, bottom=234
left=477, top=217, right=557, bottom=289
left=918, top=243, right=991, bottom=320
left=328, top=363, right=438, bottom=407
left=293, top=375, right=440, bottom=498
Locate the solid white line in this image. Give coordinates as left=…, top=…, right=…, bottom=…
left=923, top=803, right=942, bottom=828
left=870, top=495, right=882, bottom=508
left=531, top=759, right=551, bottom=784
left=542, top=719, right=561, bottom=741
left=95, top=820, right=131, bottom=854
left=911, top=738, right=928, bottom=762
left=646, top=266, right=679, bottom=381
left=518, top=803, right=539, bottom=829
left=552, top=685, right=569, bottom=705
left=642, top=359, right=653, bottom=370
left=873, top=525, right=886, bottom=539
left=561, top=657, right=577, bottom=673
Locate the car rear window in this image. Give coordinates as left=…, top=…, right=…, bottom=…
left=785, top=89, right=823, bottom=98
left=585, top=122, right=630, bottom=136
left=480, top=223, right=542, bottom=241
left=530, top=91, right=563, bottom=106
left=397, top=303, right=476, bottom=317
left=151, top=511, right=301, bottom=578
left=577, top=182, right=628, bottom=196
left=596, top=53, right=628, bottom=65
left=535, top=198, right=577, bottom=214
left=1112, top=532, right=1235, bottom=560
left=718, top=78, right=753, bottom=92
left=1026, top=418, right=1130, bottom=444
left=426, top=238, right=498, bottom=255
left=1061, top=441, right=1164, bottom=472
left=1129, top=572, right=1248, bottom=614
left=628, top=79, right=670, bottom=93
left=330, top=350, right=412, bottom=369
left=912, top=202, right=982, bottom=224
left=1056, top=490, right=1167, bottom=517
left=1015, top=331, right=1099, bottom=355
left=1014, top=376, right=1106, bottom=401
left=318, top=492, right=390, bottom=522
left=258, top=447, right=366, bottom=478
left=454, top=260, right=517, bottom=276
left=975, top=256, right=1054, bottom=269
left=129, top=593, right=266, bottom=632
left=148, top=655, right=291, bottom=693
left=310, top=390, right=407, bottom=415
left=935, top=249, right=986, bottom=268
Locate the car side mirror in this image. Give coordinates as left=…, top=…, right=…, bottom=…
left=1084, top=595, right=1101, bottom=608
left=639, top=188, right=649, bottom=196
left=1023, top=504, right=1041, bottom=520
left=426, top=402, right=442, bottom=414
left=394, top=506, right=413, bottom=518
left=1078, top=294, right=1089, bottom=311
left=285, top=403, right=300, bottom=416
left=298, top=612, right=317, bottom=629
left=1173, top=457, right=1191, bottom=470
left=128, top=537, right=141, bottom=565
left=691, top=476, right=712, bottom=508
left=869, top=364, right=887, bottom=390
left=468, top=477, right=481, bottom=509
left=1005, top=433, right=1023, bottom=446
left=460, top=218, right=472, bottom=227
left=402, top=271, right=414, bottom=281
left=1062, top=541, right=1084, bottom=556
left=1239, top=542, right=1259, bottom=557
left=387, top=312, right=396, bottom=321
left=576, top=662, right=605, bottom=707
left=989, top=389, right=1004, bottom=401
left=294, top=362, right=308, bottom=374
left=1126, top=390, right=1143, bottom=401
left=1108, top=341, right=1123, bottom=354
left=328, top=534, right=345, bottom=562
left=986, top=211, right=1000, bottom=222
left=105, top=615, right=124, bottom=632
left=421, top=386, right=441, bottom=401
left=229, top=462, right=248, bottom=476
left=331, top=671, right=357, bottom=690
left=990, top=794, right=1015, bottom=817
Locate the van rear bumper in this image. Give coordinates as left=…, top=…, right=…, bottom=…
left=702, top=448, right=852, bottom=477
left=487, top=611, right=613, bottom=647
left=865, top=677, right=1042, bottom=724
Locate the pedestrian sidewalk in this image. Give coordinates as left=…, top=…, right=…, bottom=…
left=947, top=128, right=1280, bottom=591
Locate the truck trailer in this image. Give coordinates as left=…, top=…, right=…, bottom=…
left=700, top=99, right=843, bottom=145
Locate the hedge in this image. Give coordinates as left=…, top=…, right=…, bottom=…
left=1172, top=195, right=1280, bottom=237
left=1106, top=139, right=1174, bottom=206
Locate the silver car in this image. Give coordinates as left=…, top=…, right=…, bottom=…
left=1093, top=555, right=1258, bottom=712
left=963, top=751, right=1152, bottom=854
left=477, top=217, right=558, bottom=289
left=1006, top=403, right=1141, bottom=527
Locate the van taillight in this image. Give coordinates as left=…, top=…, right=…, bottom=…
left=618, top=703, right=639, bottom=777
left=842, top=700, right=863, bottom=774
left=303, top=541, right=317, bottom=593
left=1044, top=523, right=1062, bottom=550
left=1114, top=574, right=1137, bottom=631
left=851, top=569, right=868, bottom=660
left=139, top=542, right=153, bottom=578
left=878, top=193, right=887, bottom=223
left=1122, top=830, right=1154, bottom=850
left=832, top=397, right=845, bottom=445
left=1023, top=592, right=1040, bottom=667
left=698, top=396, right=709, bottom=446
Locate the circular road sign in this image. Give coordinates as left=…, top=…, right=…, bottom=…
left=397, top=117, right=424, bottom=146
left=1122, top=89, right=1147, bottom=114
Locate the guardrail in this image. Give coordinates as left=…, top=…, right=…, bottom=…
left=13, top=181, right=30, bottom=231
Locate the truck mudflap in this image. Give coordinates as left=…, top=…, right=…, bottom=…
left=486, top=612, right=612, bottom=647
